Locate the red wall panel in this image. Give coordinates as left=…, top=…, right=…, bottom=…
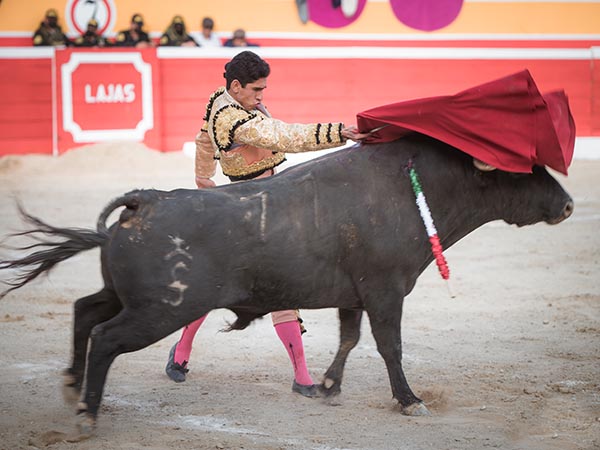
left=592, top=49, right=600, bottom=135
left=0, top=58, right=53, bottom=155
left=262, top=58, right=593, bottom=135
left=158, top=58, right=228, bottom=150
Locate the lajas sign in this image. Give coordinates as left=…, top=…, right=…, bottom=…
left=58, top=50, right=156, bottom=144
left=84, top=83, right=136, bottom=104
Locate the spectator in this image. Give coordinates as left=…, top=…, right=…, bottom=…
left=113, top=13, right=153, bottom=48
left=223, top=28, right=258, bottom=48
left=196, top=17, right=221, bottom=47
left=159, top=15, right=198, bottom=47
left=33, top=8, right=71, bottom=47
left=73, top=19, right=108, bottom=47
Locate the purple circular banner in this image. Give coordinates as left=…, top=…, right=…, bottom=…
left=389, top=0, right=463, bottom=31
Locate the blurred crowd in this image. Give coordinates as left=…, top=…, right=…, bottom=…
left=33, top=9, right=259, bottom=48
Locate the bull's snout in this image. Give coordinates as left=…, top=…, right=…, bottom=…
left=547, top=199, right=574, bottom=225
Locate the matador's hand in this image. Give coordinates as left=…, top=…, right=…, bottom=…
left=196, top=177, right=216, bottom=189
left=341, top=126, right=370, bottom=141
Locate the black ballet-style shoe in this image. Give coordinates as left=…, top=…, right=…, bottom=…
left=292, top=380, right=321, bottom=398
left=165, top=343, right=189, bottom=383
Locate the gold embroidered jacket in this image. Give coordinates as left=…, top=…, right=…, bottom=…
left=195, top=87, right=347, bottom=181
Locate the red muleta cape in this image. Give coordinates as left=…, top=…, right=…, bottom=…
left=356, top=70, right=575, bottom=175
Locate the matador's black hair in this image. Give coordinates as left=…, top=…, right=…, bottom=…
left=223, top=51, right=270, bottom=89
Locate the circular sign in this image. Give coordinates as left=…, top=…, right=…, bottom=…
left=65, top=0, right=116, bottom=36
left=389, top=0, right=463, bottom=32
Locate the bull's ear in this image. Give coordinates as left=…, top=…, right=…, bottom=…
left=473, top=159, right=496, bottom=172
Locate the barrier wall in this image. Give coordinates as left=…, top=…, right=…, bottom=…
left=593, top=47, right=600, bottom=135
left=0, top=46, right=597, bottom=155
left=1, top=0, right=598, bottom=155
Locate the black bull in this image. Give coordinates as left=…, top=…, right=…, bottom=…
left=0, top=134, right=573, bottom=433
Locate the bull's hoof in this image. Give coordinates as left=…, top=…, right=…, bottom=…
left=402, top=402, right=431, bottom=416
left=61, top=384, right=81, bottom=406
left=318, top=377, right=341, bottom=398
left=76, top=413, right=96, bottom=438
left=62, top=368, right=81, bottom=389
left=61, top=369, right=81, bottom=406
left=62, top=368, right=77, bottom=386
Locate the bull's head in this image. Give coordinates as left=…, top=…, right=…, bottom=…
left=467, top=157, right=572, bottom=229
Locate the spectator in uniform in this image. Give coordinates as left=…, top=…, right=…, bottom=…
left=73, top=19, right=108, bottom=48
left=195, top=17, right=221, bottom=47
left=33, top=9, right=71, bottom=47
left=113, top=13, right=153, bottom=48
left=223, top=28, right=258, bottom=47
left=159, top=15, right=198, bottom=47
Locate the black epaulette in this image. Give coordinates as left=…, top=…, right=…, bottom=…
left=212, top=104, right=257, bottom=151
left=203, top=87, right=225, bottom=121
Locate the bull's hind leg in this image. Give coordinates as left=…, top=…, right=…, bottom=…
left=320, top=308, right=363, bottom=398
left=76, top=306, right=197, bottom=435
left=63, top=288, right=121, bottom=403
left=366, top=298, right=430, bottom=416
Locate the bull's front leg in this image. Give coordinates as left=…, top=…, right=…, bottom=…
left=320, top=308, right=363, bottom=397
left=367, top=298, right=430, bottom=416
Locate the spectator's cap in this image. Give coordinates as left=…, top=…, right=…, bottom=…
left=131, top=14, right=144, bottom=25
left=88, top=18, right=98, bottom=28
left=233, top=29, right=246, bottom=39
left=202, top=17, right=214, bottom=29
left=46, top=9, right=58, bottom=18
left=173, top=15, right=184, bottom=24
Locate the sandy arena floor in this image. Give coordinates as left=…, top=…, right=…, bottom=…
left=0, top=143, right=598, bottom=450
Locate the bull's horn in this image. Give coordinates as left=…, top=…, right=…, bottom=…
left=473, top=159, right=496, bottom=171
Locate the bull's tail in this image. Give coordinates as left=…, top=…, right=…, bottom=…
left=95, top=190, right=144, bottom=235
left=0, top=192, right=143, bottom=299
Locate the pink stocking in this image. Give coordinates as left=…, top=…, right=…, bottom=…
left=173, top=314, right=207, bottom=365
left=274, top=320, right=314, bottom=385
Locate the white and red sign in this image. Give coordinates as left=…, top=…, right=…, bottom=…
left=65, top=0, right=116, bottom=37
left=58, top=50, right=157, bottom=148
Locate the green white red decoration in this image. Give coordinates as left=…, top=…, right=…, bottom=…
left=407, top=161, right=450, bottom=281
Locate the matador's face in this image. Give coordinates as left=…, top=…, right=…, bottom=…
left=231, top=77, right=267, bottom=111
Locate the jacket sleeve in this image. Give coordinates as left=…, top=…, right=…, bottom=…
left=233, top=116, right=347, bottom=153
left=194, top=125, right=217, bottom=179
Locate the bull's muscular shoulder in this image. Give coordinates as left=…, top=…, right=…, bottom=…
left=212, top=104, right=258, bottom=151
